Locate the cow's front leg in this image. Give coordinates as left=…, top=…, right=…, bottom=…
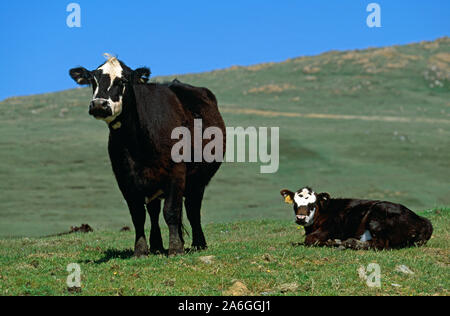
left=163, top=176, right=185, bottom=256
left=304, top=230, right=329, bottom=247
left=340, top=238, right=372, bottom=250
left=127, top=199, right=149, bottom=258
left=147, top=199, right=165, bottom=254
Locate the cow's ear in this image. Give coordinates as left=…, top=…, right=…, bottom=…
left=280, top=190, right=295, bottom=205
left=69, top=67, right=92, bottom=85
left=317, top=192, right=331, bottom=209
left=133, top=67, right=151, bottom=84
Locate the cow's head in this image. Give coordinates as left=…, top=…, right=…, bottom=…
left=280, top=187, right=330, bottom=227
left=69, top=54, right=150, bottom=123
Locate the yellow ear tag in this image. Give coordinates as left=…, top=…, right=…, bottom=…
left=284, top=195, right=294, bottom=205
left=111, top=121, right=122, bottom=130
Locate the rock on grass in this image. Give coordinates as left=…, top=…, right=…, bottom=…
left=223, top=281, right=251, bottom=296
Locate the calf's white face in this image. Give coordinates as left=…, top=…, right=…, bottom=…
left=281, top=187, right=318, bottom=227
left=294, top=188, right=317, bottom=207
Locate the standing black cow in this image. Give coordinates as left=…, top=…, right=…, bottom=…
left=69, top=55, right=225, bottom=256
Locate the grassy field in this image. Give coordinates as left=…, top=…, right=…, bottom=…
left=0, top=208, right=447, bottom=296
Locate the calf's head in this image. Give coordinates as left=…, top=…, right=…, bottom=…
left=280, top=187, right=330, bottom=227
left=69, top=54, right=150, bottom=123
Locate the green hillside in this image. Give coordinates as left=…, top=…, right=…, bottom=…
left=0, top=37, right=449, bottom=237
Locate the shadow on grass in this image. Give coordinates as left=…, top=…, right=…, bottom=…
left=80, top=247, right=206, bottom=264
left=81, top=248, right=135, bottom=264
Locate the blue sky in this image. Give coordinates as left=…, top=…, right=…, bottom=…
left=0, top=1, right=448, bottom=101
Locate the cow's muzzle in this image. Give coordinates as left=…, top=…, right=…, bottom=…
left=89, top=99, right=112, bottom=118
left=296, top=215, right=307, bottom=226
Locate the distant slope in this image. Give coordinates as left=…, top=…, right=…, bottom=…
left=0, top=38, right=449, bottom=237
left=159, top=37, right=450, bottom=116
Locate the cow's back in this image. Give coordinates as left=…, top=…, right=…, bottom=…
left=165, top=80, right=226, bottom=188
left=367, top=201, right=433, bottom=247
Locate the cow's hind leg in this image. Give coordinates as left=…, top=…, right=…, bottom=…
left=126, top=199, right=149, bottom=258
left=163, top=176, right=185, bottom=256
left=185, top=186, right=207, bottom=251
left=146, top=199, right=165, bottom=254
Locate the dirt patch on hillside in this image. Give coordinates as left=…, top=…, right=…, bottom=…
left=419, top=37, right=449, bottom=50
left=337, top=47, right=421, bottom=73
left=429, top=53, right=450, bottom=75
left=425, top=53, right=450, bottom=87
left=303, top=66, right=321, bottom=74
left=246, top=62, right=276, bottom=72
left=221, top=107, right=450, bottom=125
left=222, top=62, right=277, bottom=73
left=245, top=84, right=297, bottom=95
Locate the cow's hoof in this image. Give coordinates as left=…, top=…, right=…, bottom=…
left=134, top=237, right=149, bottom=258
left=192, top=244, right=208, bottom=251
left=186, top=245, right=207, bottom=254
left=168, top=247, right=185, bottom=257
left=133, top=252, right=148, bottom=258
left=341, top=238, right=367, bottom=250
left=150, top=247, right=166, bottom=255
left=133, top=246, right=149, bottom=258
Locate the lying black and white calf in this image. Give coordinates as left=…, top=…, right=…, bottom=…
left=280, top=187, right=433, bottom=250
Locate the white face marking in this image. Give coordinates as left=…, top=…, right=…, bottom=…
left=93, top=76, right=99, bottom=98
left=92, top=57, right=125, bottom=123
left=98, top=58, right=123, bottom=91
left=104, top=95, right=123, bottom=123
left=294, top=188, right=317, bottom=206
left=293, top=188, right=317, bottom=227
left=360, top=230, right=372, bottom=242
